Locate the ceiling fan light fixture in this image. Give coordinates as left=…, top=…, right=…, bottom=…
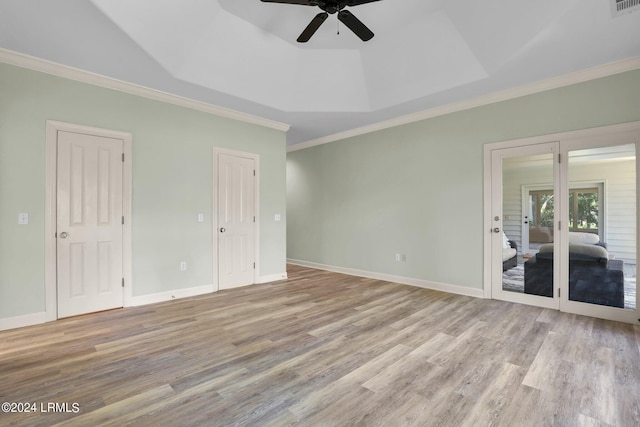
left=260, top=0, right=381, bottom=42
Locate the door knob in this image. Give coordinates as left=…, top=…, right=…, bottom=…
left=493, top=228, right=500, bottom=233
left=59, top=232, right=69, bottom=239
left=219, top=228, right=226, bottom=233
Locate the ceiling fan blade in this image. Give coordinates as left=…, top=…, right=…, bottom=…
left=337, top=10, right=374, bottom=41
left=260, top=0, right=318, bottom=5
left=344, top=0, right=382, bottom=6
left=297, top=12, right=328, bottom=43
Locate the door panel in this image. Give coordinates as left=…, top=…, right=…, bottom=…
left=491, top=143, right=559, bottom=309
left=217, top=153, right=256, bottom=289
left=57, top=131, right=124, bottom=318
left=565, top=143, right=636, bottom=313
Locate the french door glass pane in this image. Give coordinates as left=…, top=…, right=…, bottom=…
left=502, top=153, right=554, bottom=297
left=567, top=144, right=636, bottom=309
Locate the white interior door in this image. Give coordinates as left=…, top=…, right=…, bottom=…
left=57, top=131, right=124, bottom=318
left=216, top=152, right=256, bottom=289
left=490, top=142, right=559, bottom=309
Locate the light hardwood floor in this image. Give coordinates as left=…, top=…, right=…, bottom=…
left=1, top=264, right=640, bottom=426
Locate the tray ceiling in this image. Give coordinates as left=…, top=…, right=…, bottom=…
left=0, top=0, right=639, bottom=147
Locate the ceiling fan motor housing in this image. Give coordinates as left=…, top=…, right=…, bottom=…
left=320, top=1, right=340, bottom=14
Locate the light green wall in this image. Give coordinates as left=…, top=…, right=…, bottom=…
left=0, top=62, right=287, bottom=319
left=287, top=69, right=640, bottom=290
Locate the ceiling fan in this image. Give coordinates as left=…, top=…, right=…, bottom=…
left=260, top=0, right=381, bottom=43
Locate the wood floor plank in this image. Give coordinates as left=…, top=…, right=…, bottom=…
left=1, top=263, right=639, bottom=426
left=458, top=362, right=526, bottom=427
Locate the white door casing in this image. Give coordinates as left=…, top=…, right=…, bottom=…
left=45, top=121, right=132, bottom=321
left=214, top=149, right=258, bottom=290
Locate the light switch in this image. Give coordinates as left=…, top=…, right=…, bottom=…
left=274, top=214, right=281, bottom=222
left=18, top=213, right=29, bottom=225
left=197, top=213, right=204, bottom=223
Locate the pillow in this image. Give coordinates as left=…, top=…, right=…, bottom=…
left=538, top=243, right=554, bottom=253
left=536, top=242, right=608, bottom=264
left=502, top=232, right=511, bottom=249
left=502, top=248, right=517, bottom=262
left=568, top=242, right=608, bottom=259
left=538, top=242, right=607, bottom=257
left=568, top=232, right=599, bottom=245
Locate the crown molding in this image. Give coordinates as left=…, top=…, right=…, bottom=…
left=0, top=48, right=290, bottom=133
left=288, top=56, right=640, bottom=152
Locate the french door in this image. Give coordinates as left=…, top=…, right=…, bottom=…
left=487, top=123, right=639, bottom=323
left=559, top=135, right=637, bottom=322
left=490, top=142, right=559, bottom=310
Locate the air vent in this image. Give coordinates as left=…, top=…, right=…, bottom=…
left=611, top=0, right=640, bottom=16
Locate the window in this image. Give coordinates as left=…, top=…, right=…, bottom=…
left=529, top=190, right=554, bottom=229
left=568, top=188, right=599, bottom=234
left=527, top=183, right=603, bottom=243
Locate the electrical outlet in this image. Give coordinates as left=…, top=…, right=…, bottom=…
left=180, top=261, right=187, bottom=271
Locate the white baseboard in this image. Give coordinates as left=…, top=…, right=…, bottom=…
left=128, top=284, right=216, bottom=307
left=257, top=272, right=288, bottom=284
left=0, top=311, right=47, bottom=331
left=128, top=273, right=288, bottom=306
left=1, top=273, right=290, bottom=330
left=287, top=259, right=484, bottom=299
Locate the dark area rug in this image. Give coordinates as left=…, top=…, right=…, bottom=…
left=502, top=264, right=636, bottom=310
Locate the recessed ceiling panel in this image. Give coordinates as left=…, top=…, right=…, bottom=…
left=362, top=10, right=488, bottom=110
left=92, top=0, right=223, bottom=72
left=174, top=11, right=371, bottom=111
left=444, top=0, right=581, bottom=72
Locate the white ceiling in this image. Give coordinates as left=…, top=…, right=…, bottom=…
left=0, top=0, right=639, bottom=147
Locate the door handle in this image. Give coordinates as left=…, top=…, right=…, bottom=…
left=219, top=228, right=226, bottom=233
left=493, top=228, right=500, bottom=233
left=59, top=232, right=69, bottom=239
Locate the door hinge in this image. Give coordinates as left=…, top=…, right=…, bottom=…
left=558, top=288, right=561, bottom=297
left=253, top=262, right=256, bottom=269
left=253, top=170, right=256, bottom=177
left=253, top=216, right=256, bottom=223
left=122, top=216, right=125, bottom=225
left=558, top=153, right=561, bottom=163
left=122, top=153, right=125, bottom=162
left=558, top=221, right=561, bottom=231
left=122, top=278, right=125, bottom=288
